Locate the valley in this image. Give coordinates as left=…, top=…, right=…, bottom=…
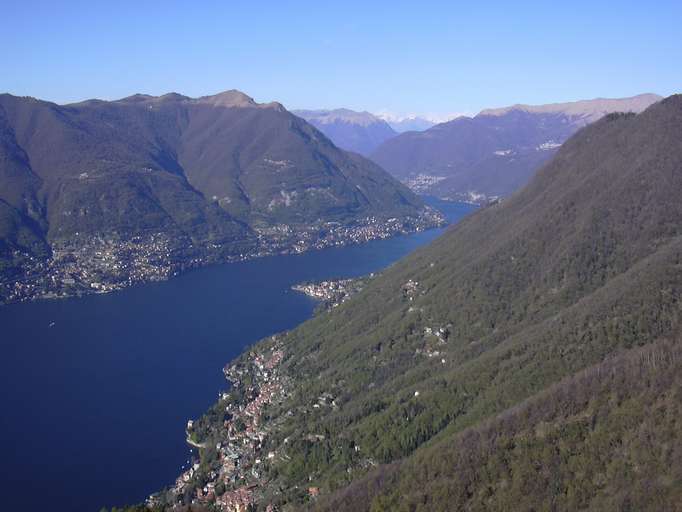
left=0, top=198, right=474, bottom=512
left=371, top=94, right=662, bottom=202
left=293, top=96, right=662, bottom=206
left=3, top=4, right=681, bottom=512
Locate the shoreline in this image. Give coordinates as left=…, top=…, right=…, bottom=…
left=186, top=436, right=206, bottom=450
left=1, top=209, right=445, bottom=307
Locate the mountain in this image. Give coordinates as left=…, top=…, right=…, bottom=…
left=376, top=114, right=436, bottom=133
left=371, top=93, right=662, bottom=202
left=144, top=95, right=682, bottom=511
left=479, top=93, right=662, bottom=121
left=0, top=90, right=434, bottom=303
left=292, top=109, right=397, bottom=156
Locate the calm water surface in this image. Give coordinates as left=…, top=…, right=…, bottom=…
left=0, top=200, right=475, bottom=511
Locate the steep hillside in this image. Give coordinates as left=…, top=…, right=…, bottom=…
left=317, top=338, right=682, bottom=511
left=150, top=95, right=682, bottom=511
left=0, top=91, right=435, bottom=303
left=371, top=94, right=661, bottom=202
left=0, top=105, right=50, bottom=277
left=293, top=109, right=397, bottom=156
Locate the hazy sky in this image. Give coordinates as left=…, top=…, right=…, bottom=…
left=2, top=0, right=681, bottom=117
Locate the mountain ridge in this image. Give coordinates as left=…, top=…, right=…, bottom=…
left=478, top=92, right=662, bottom=122
left=371, top=93, right=663, bottom=202
left=375, top=114, right=439, bottom=132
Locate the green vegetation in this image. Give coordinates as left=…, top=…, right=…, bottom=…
left=132, top=96, right=682, bottom=511
left=261, top=96, right=682, bottom=509
left=318, top=339, right=682, bottom=511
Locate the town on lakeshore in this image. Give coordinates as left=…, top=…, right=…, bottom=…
left=291, top=275, right=373, bottom=311
left=146, top=277, right=375, bottom=509
left=1, top=209, right=443, bottom=306
left=148, top=337, right=289, bottom=510
left=145, top=275, right=458, bottom=511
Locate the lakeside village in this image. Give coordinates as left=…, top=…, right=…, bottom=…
left=148, top=277, right=375, bottom=511
left=0, top=208, right=443, bottom=305
left=148, top=278, right=454, bottom=511
left=403, top=173, right=447, bottom=194
left=291, top=275, right=373, bottom=311
left=148, top=337, right=289, bottom=511
left=402, top=173, right=500, bottom=206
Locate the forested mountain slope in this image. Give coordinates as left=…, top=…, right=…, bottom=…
left=318, top=338, right=682, bottom=511
left=139, top=95, right=682, bottom=511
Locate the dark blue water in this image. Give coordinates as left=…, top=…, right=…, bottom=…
left=0, top=200, right=475, bottom=511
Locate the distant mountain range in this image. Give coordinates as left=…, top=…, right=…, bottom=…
left=0, top=90, right=434, bottom=302
left=375, top=114, right=437, bottom=132
left=371, top=93, right=662, bottom=202
left=292, top=108, right=473, bottom=156
left=292, top=109, right=397, bottom=156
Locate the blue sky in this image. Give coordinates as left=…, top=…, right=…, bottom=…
left=2, top=0, right=680, bottom=117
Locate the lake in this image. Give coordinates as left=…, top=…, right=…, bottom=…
left=0, top=199, right=476, bottom=511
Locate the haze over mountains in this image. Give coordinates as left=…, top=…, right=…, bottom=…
left=375, top=113, right=437, bottom=133
left=371, top=93, right=662, bottom=202
left=292, top=108, right=455, bottom=155
left=292, top=109, right=397, bottom=156
left=0, top=89, right=434, bottom=302
left=479, top=93, right=662, bottom=121
left=291, top=94, right=661, bottom=204
left=161, top=95, right=682, bottom=511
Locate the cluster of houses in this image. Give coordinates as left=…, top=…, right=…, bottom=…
left=403, top=173, right=447, bottom=194
left=402, top=279, right=420, bottom=301
left=2, top=202, right=444, bottom=306
left=415, top=325, right=451, bottom=363
left=256, top=208, right=444, bottom=258
left=163, top=341, right=287, bottom=511
left=214, top=485, right=256, bottom=511
left=292, top=276, right=369, bottom=309
left=401, top=280, right=453, bottom=362
left=4, top=232, right=180, bottom=303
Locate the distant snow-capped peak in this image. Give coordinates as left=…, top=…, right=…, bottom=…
left=375, top=111, right=469, bottom=132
